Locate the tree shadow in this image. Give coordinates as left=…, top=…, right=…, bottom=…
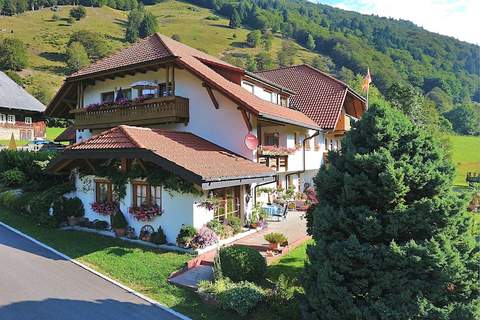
left=114, top=18, right=127, bottom=28
left=230, top=41, right=248, bottom=48
left=0, top=298, right=181, bottom=320
left=39, top=51, right=65, bottom=63
left=33, top=64, right=69, bottom=75
left=105, top=34, right=125, bottom=43
left=208, top=23, right=232, bottom=29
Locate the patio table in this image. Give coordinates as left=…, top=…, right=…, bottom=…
left=262, top=204, right=284, bottom=221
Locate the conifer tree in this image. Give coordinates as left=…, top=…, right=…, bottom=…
left=302, top=104, right=479, bottom=319
left=229, top=8, right=241, bottom=29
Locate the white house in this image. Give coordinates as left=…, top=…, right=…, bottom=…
left=46, top=34, right=365, bottom=244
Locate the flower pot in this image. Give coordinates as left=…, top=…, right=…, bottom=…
left=268, top=242, right=280, bottom=250
left=67, top=216, right=82, bottom=226
left=114, top=228, right=126, bottom=237
left=250, top=223, right=258, bottom=229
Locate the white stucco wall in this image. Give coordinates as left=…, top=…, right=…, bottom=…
left=74, top=174, right=207, bottom=244
left=81, top=68, right=253, bottom=159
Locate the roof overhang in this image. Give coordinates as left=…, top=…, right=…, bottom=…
left=48, top=148, right=276, bottom=190
left=46, top=57, right=180, bottom=119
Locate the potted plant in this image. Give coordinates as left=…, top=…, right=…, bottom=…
left=264, top=232, right=288, bottom=250
left=65, top=197, right=85, bottom=226
left=111, top=209, right=128, bottom=237
left=176, top=225, right=197, bottom=248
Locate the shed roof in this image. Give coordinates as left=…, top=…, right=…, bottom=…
left=0, top=71, right=45, bottom=113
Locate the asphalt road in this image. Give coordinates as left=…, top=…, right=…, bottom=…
left=0, top=224, right=184, bottom=320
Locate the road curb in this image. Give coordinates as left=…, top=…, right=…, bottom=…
left=0, top=221, right=191, bottom=320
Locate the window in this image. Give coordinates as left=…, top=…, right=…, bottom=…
left=295, top=132, right=301, bottom=149
left=24, top=116, right=32, bottom=125
left=132, top=182, right=162, bottom=208
left=264, top=132, right=279, bottom=146
left=0, top=114, right=5, bottom=123
left=101, top=91, right=114, bottom=103
left=280, top=97, right=288, bottom=107
left=314, top=135, right=320, bottom=151
left=120, top=88, right=132, bottom=100
left=242, top=82, right=254, bottom=94
left=304, top=134, right=311, bottom=151
left=95, top=180, right=112, bottom=203
left=7, top=115, right=15, bottom=124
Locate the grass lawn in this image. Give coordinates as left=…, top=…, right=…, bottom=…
left=448, top=135, right=480, bottom=186
left=0, top=208, right=308, bottom=319
left=46, top=127, right=66, bottom=141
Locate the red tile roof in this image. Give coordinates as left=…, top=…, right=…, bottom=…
left=69, top=35, right=172, bottom=78
left=256, top=65, right=365, bottom=129
left=58, top=34, right=319, bottom=130
left=68, top=125, right=275, bottom=182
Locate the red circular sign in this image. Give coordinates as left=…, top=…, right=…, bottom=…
left=245, top=133, right=258, bottom=150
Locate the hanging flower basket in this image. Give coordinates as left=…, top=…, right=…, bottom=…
left=257, top=145, right=296, bottom=156
left=129, top=205, right=163, bottom=222
left=91, top=202, right=116, bottom=216
left=196, top=199, right=220, bottom=211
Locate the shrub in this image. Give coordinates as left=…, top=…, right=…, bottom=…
left=207, top=219, right=225, bottom=238
left=150, top=226, right=167, bottom=245
left=0, top=190, right=19, bottom=210
left=198, top=278, right=265, bottom=316
left=264, top=232, right=288, bottom=245
left=191, top=226, right=219, bottom=249
left=171, top=34, right=181, bottom=42
left=93, top=220, right=109, bottom=230
left=218, top=281, right=265, bottom=316
left=0, top=168, right=26, bottom=187
left=176, top=225, right=197, bottom=248
left=70, top=5, right=86, bottom=20
left=63, top=197, right=84, bottom=218
left=226, top=216, right=242, bottom=234
left=219, top=246, right=266, bottom=283
left=266, top=275, right=301, bottom=318
left=111, top=210, right=128, bottom=229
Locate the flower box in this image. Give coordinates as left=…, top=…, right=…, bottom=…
left=129, top=205, right=163, bottom=222
left=91, top=202, right=116, bottom=216
left=257, top=145, right=296, bottom=156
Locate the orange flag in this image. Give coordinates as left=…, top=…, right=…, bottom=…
left=362, top=68, right=372, bottom=92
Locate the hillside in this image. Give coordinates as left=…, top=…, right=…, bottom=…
left=0, top=1, right=319, bottom=102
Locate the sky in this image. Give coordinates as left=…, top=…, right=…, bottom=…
left=314, top=0, right=480, bottom=45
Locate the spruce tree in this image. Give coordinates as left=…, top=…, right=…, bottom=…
left=302, top=104, right=479, bottom=319
left=229, top=8, right=241, bottom=29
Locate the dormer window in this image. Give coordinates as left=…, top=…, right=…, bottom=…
left=242, top=82, right=254, bottom=94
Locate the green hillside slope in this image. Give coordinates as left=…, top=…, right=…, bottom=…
left=449, top=135, right=480, bottom=186
left=0, top=1, right=318, bottom=101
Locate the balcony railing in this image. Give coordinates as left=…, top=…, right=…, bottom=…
left=72, top=96, right=189, bottom=130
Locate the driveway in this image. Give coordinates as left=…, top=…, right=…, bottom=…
left=0, top=224, right=184, bottom=320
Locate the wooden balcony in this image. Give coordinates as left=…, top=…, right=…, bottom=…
left=72, top=96, right=189, bottom=130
